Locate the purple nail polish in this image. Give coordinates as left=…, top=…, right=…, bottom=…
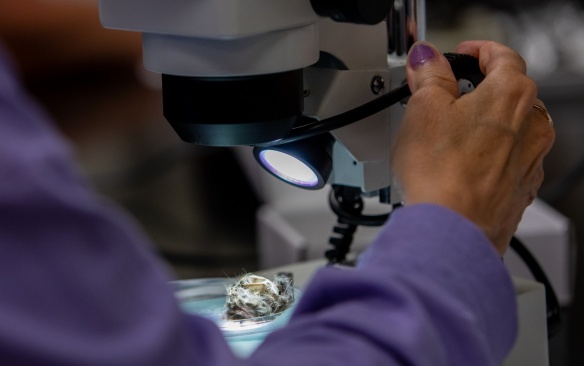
left=409, top=44, right=436, bottom=70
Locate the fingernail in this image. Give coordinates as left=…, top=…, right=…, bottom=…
left=409, top=43, right=436, bottom=70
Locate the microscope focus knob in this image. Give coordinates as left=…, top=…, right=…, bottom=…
left=311, top=0, right=392, bottom=25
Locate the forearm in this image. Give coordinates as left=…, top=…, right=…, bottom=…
left=250, top=205, right=517, bottom=366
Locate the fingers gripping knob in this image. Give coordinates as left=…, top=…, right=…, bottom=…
left=407, top=44, right=484, bottom=93
left=458, top=79, right=476, bottom=95
left=443, top=53, right=485, bottom=95
left=440, top=53, right=554, bottom=128
left=403, top=51, right=485, bottom=105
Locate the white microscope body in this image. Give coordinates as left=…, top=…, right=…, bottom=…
left=99, top=0, right=425, bottom=197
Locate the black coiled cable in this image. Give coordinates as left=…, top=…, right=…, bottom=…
left=510, top=236, right=562, bottom=338
left=327, top=186, right=562, bottom=338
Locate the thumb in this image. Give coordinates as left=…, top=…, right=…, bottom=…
left=406, top=42, right=459, bottom=99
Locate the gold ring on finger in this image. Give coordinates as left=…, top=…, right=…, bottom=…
left=533, top=104, right=553, bottom=127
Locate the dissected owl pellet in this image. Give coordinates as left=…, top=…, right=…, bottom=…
left=224, top=272, right=295, bottom=320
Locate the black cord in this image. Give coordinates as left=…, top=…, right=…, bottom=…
left=326, top=186, right=399, bottom=264
left=260, top=84, right=412, bottom=147
left=326, top=186, right=364, bottom=265
left=510, top=236, right=562, bottom=338
left=328, top=188, right=392, bottom=227
left=259, top=53, right=484, bottom=148
left=327, top=189, right=563, bottom=339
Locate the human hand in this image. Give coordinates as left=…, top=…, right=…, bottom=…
left=392, top=41, right=555, bottom=255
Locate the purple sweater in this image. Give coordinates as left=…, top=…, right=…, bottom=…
left=0, top=46, right=516, bottom=365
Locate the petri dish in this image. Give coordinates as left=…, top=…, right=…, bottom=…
left=171, top=277, right=300, bottom=357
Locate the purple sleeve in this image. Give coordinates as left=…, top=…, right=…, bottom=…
left=0, top=45, right=517, bottom=366
left=0, top=46, right=239, bottom=366
left=252, top=205, right=517, bottom=366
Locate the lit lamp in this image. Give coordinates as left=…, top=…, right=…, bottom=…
left=253, top=135, right=333, bottom=190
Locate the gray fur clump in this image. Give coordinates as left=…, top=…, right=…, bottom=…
left=225, top=272, right=295, bottom=320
